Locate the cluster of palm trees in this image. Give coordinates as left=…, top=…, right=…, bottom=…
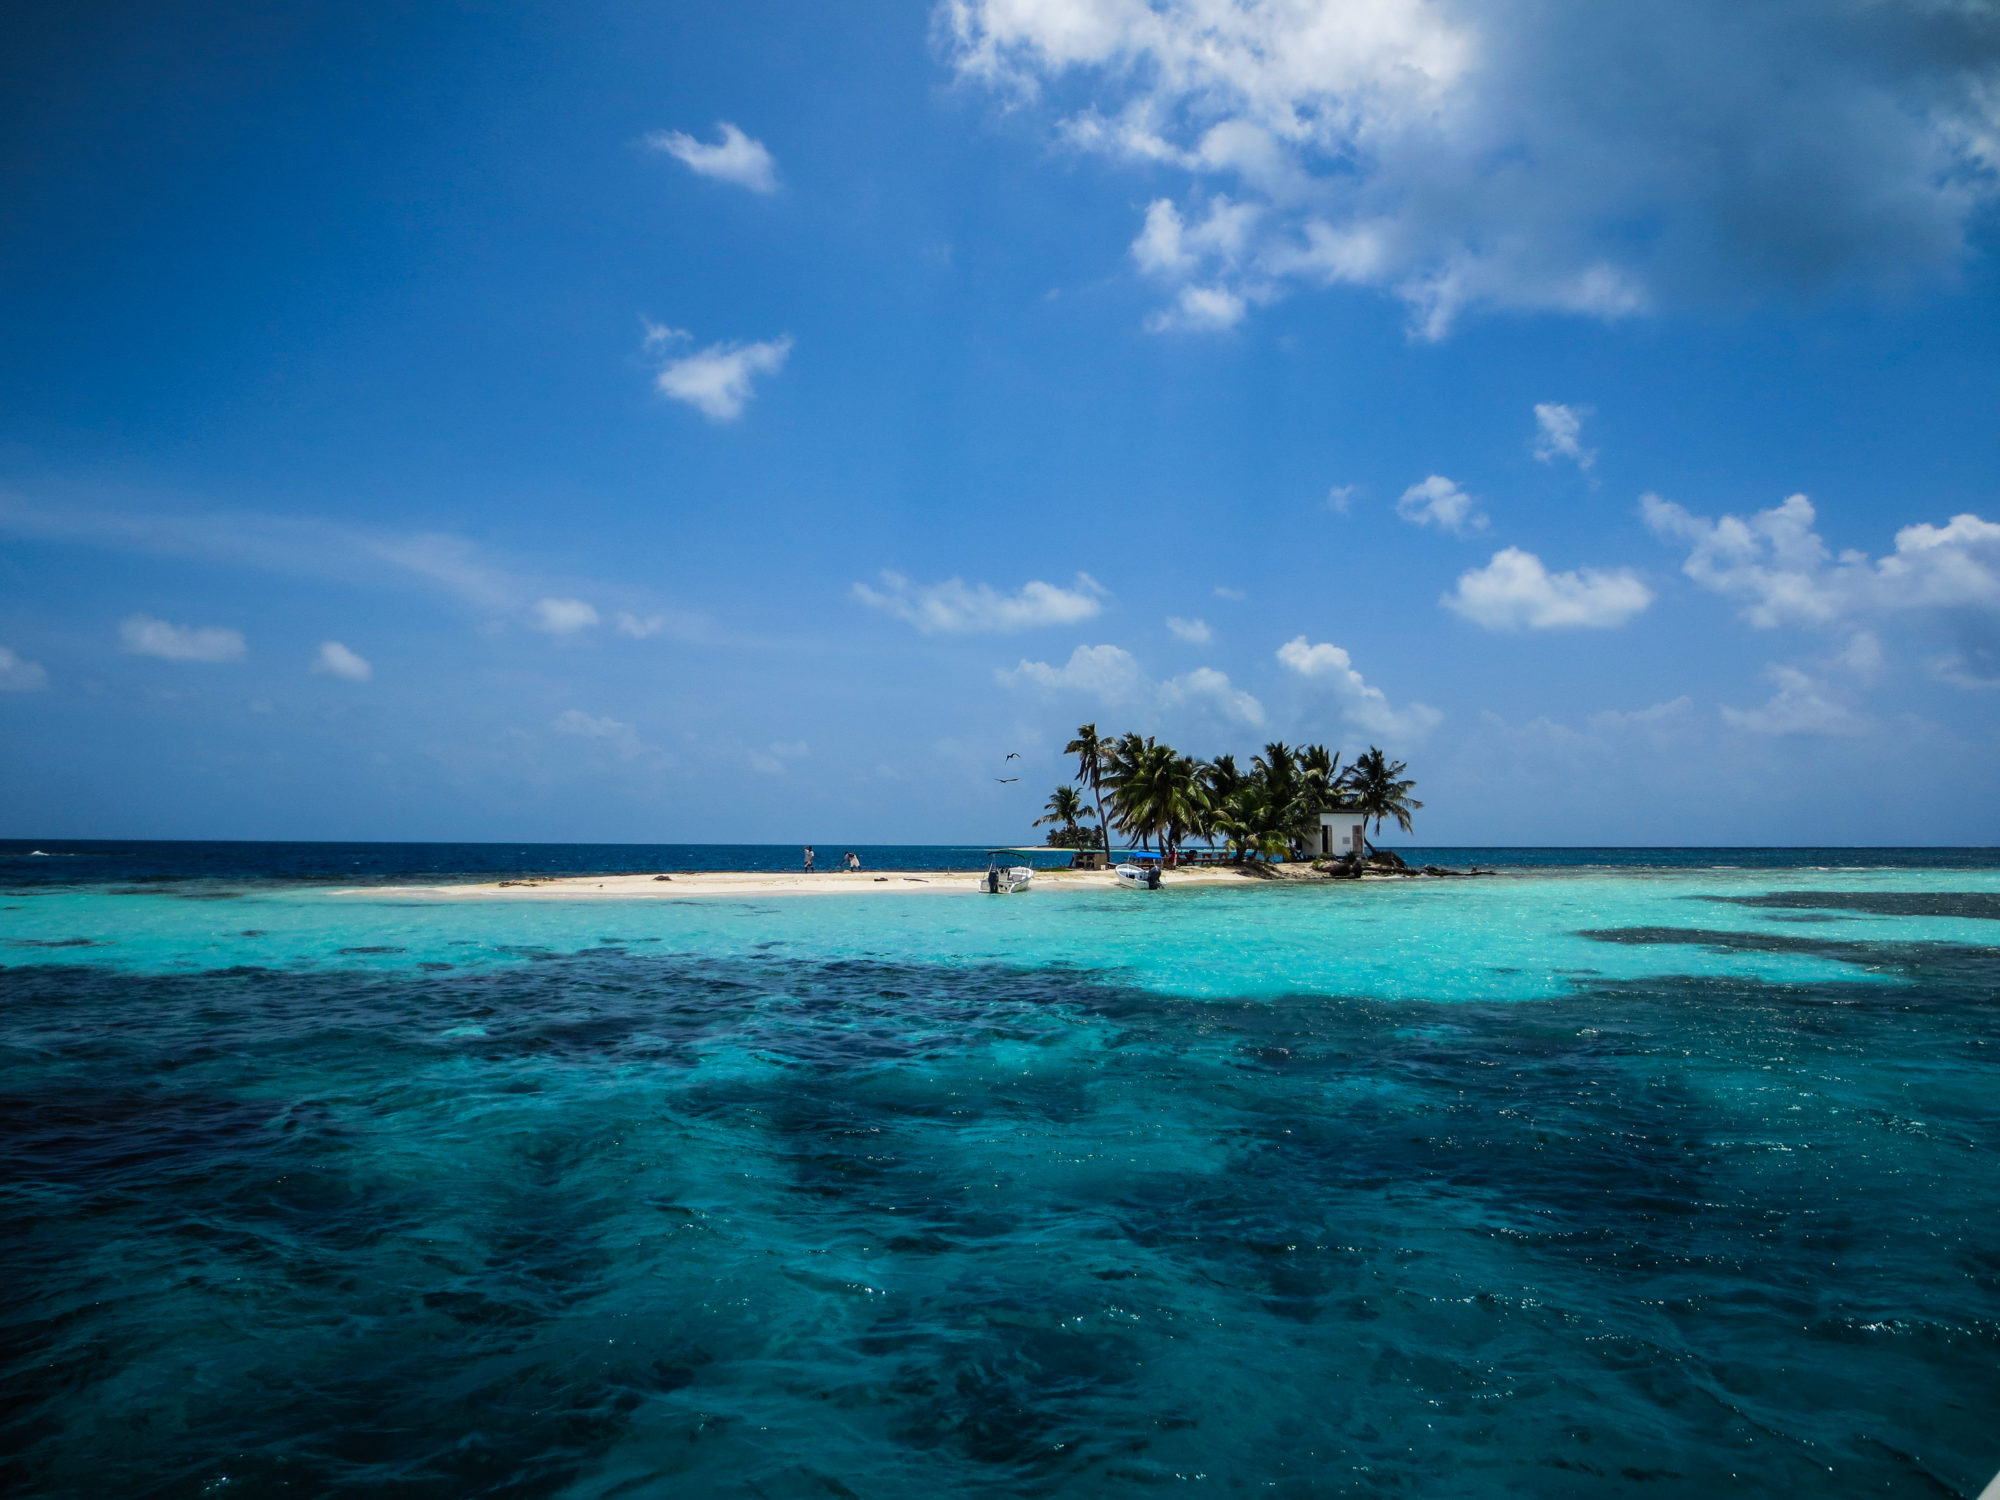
left=1033, top=724, right=1422, bottom=862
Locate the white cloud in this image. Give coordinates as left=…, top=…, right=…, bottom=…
left=1532, top=403, right=1595, bottom=469
left=120, top=614, right=246, bottom=663
left=1143, top=281, right=1250, bottom=333
left=1166, top=615, right=1211, bottom=643
left=1396, top=475, right=1485, bottom=534
left=641, top=318, right=688, bottom=352
left=944, top=0, right=2000, bottom=336
left=1275, top=636, right=1442, bottom=740
left=1931, top=645, right=2000, bottom=690
left=1720, top=633, right=1883, bottom=737
left=312, top=641, right=372, bottom=681
left=1722, top=666, right=1872, bottom=738
left=551, top=709, right=643, bottom=758
left=1213, top=585, right=1246, bottom=601
left=853, top=571, right=1106, bottom=633
left=1274, top=637, right=1352, bottom=677
left=0, top=493, right=711, bottom=644
left=1133, top=198, right=1252, bottom=278
left=1643, top=492, right=1845, bottom=626
left=0, top=495, right=508, bottom=615
left=1643, top=493, right=2000, bottom=628
left=1587, top=696, right=1693, bottom=733
left=1645, top=487, right=2000, bottom=716
left=1443, top=547, right=1653, bottom=630
left=998, top=643, right=1146, bottom=701
left=1159, top=665, right=1264, bottom=724
left=1131, top=198, right=1266, bottom=331
left=615, top=611, right=666, bottom=639
left=1130, top=198, right=1189, bottom=275
left=1883, top=515, right=2000, bottom=609
left=1002, top=644, right=1265, bottom=725
left=748, top=740, right=811, bottom=775
left=366, top=532, right=520, bottom=611
left=532, top=597, right=599, bottom=636
left=645, top=122, right=778, bottom=193
left=654, top=335, right=793, bottom=421
left=0, top=645, right=47, bottom=691
left=1327, top=484, right=1358, bottom=514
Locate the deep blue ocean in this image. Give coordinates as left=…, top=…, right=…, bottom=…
left=3, top=842, right=1997, bottom=1497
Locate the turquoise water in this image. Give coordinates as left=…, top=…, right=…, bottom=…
left=14, top=864, right=2000, bottom=1000
left=4, top=849, right=1998, bottom=1496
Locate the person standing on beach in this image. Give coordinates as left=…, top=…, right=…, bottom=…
left=803, top=846, right=814, bottom=873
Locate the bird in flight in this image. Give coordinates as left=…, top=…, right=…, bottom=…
left=995, top=777, right=1018, bottom=784
left=1004, top=752, right=1019, bottom=760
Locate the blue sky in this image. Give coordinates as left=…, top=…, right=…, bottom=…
left=3, top=0, right=1998, bottom=845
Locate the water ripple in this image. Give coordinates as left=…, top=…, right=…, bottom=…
left=2, top=940, right=1997, bottom=1497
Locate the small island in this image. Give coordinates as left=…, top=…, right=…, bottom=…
left=1033, top=723, right=1429, bottom=876
left=350, top=725, right=1492, bottom=901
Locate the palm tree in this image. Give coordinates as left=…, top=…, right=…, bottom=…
left=1177, top=753, right=1233, bottom=852
left=1033, top=785, right=1092, bottom=845
left=1252, top=742, right=1300, bottom=807
left=1251, top=741, right=1315, bottom=858
left=1203, top=753, right=1244, bottom=807
left=1063, top=724, right=1114, bottom=856
left=1100, top=735, right=1206, bottom=855
left=1189, top=754, right=1255, bottom=859
left=1101, top=732, right=1153, bottom=848
left=1102, top=734, right=1156, bottom=848
left=1156, top=752, right=1206, bottom=858
left=1349, top=746, right=1423, bottom=845
left=1298, top=744, right=1348, bottom=811
left=1295, top=743, right=1354, bottom=856
left=1227, top=770, right=1291, bottom=861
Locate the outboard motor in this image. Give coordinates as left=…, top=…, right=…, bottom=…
left=1145, top=865, right=1161, bottom=890
left=986, top=868, right=1000, bottom=894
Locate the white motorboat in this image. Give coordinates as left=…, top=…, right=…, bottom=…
left=1115, top=856, right=1162, bottom=890
left=980, top=852, right=1035, bottom=894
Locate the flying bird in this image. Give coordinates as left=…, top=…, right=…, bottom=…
left=1004, top=752, right=1019, bottom=760
left=995, top=777, right=1018, bottom=784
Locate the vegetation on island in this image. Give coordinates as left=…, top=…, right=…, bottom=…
left=1031, top=785, right=1096, bottom=848
left=1037, top=724, right=1421, bottom=861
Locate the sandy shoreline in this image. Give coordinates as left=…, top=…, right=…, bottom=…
left=336, top=864, right=1384, bottom=901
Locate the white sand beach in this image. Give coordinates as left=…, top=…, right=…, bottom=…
left=340, top=863, right=1382, bottom=901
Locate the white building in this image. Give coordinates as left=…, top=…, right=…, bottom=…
left=1312, top=810, right=1370, bottom=859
